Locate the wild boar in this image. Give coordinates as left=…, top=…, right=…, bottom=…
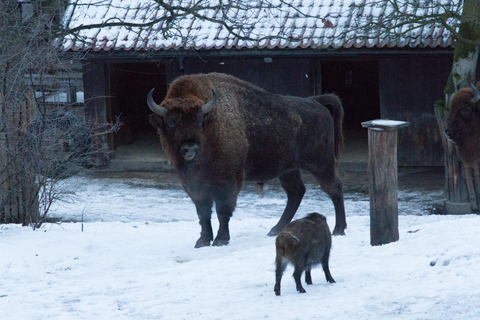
left=274, top=212, right=335, bottom=296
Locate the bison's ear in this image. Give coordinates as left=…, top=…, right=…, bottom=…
left=200, top=110, right=215, bottom=127
left=149, top=114, right=165, bottom=132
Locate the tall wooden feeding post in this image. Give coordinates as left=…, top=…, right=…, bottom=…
left=361, top=119, right=410, bottom=246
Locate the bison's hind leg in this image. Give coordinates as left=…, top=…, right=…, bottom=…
left=310, top=168, right=347, bottom=236
left=268, top=170, right=306, bottom=236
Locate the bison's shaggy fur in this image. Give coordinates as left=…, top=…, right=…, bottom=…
left=274, top=213, right=335, bottom=296
left=149, top=73, right=346, bottom=248
left=446, top=83, right=480, bottom=166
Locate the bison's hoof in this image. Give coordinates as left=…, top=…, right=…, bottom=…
left=332, top=226, right=346, bottom=236
left=275, top=290, right=281, bottom=296
left=194, top=238, right=211, bottom=248
left=297, top=287, right=306, bottom=294
left=212, top=238, right=229, bottom=246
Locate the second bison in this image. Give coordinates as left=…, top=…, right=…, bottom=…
left=445, top=83, right=480, bottom=166
left=274, top=212, right=335, bottom=296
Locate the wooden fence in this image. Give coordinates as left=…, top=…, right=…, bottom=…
left=0, top=90, right=39, bottom=224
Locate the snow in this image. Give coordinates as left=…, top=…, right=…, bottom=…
left=371, top=119, right=409, bottom=127
left=1, top=173, right=479, bottom=319
left=61, top=0, right=456, bottom=51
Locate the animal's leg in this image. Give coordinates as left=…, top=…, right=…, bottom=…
left=274, top=258, right=287, bottom=296
left=212, top=190, right=239, bottom=246
left=322, top=247, right=336, bottom=283
left=305, top=268, right=312, bottom=285
left=194, top=197, right=214, bottom=248
left=310, top=168, right=346, bottom=235
left=293, top=264, right=306, bottom=293
left=474, top=164, right=480, bottom=208
left=465, top=166, right=479, bottom=210
left=268, top=170, right=306, bottom=236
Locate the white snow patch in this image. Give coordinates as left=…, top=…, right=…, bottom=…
left=1, top=174, right=479, bottom=319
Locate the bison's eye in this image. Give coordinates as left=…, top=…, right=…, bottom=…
left=459, top=106, right=471, bottom=118
left=165, top=118, right=176, bottom=128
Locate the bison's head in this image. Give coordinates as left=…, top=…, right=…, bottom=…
left=148, top=88, right=217, bottom=165
left=445, top=84, right=480, bottom=165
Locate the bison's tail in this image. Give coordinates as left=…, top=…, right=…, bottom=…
left=310, top=94, right=344, bottom=159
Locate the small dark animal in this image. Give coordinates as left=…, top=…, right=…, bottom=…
left=148, top=73, right=346, bottom=248
left=274, top=213, right=335, bottom=296
left=445, top=83, right=480, bottom=166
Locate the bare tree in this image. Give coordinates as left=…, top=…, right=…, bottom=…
left=60, top=0, right=306, bottom=49
left=2, top=0, right=283, bottom=227
left=0, top=0, right=118, bottom=227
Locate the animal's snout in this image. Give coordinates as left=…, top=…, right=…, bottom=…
left=180, top=142, right=199, bottom=161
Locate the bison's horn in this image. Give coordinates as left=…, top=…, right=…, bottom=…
left=201, top=89, right=217, bottom=114
left=147, top=88, right=168, bottom=117
left=470, top=84, right=480, bottom=104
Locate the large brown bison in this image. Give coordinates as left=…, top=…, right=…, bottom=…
left=147, top=73, right=346, bottom=248
left=445, top=83, right=480, bottom=166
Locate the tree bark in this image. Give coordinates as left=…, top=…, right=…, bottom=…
left=437, top=0, right=480, bottom=214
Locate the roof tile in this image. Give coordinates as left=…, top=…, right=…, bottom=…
left=61, top=0, right=457, bottom=52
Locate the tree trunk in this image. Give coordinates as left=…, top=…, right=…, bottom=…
left=436, top=0, right=480, bottom=214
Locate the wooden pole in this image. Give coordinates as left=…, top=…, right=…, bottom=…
left=362, top=120, right=410, bottom=246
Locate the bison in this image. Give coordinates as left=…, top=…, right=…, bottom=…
left=274, top=212, right=335, bottom=296
left=445, top=83, right=480, bottom=166
left=147, top=73, right=346, bottom=248
left=445, top=83, right=480, bottom=211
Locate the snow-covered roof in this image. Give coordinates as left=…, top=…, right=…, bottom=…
left=60, top=0, right=458, bottom=52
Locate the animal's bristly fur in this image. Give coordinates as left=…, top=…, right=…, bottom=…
left=149, top=73, right=347, bottom=248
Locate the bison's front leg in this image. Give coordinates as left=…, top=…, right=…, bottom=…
left=194, top=198, right=214, bottom=248
left=212, top=190, right=238, bottom=246
left=212, top=203, right=232, bottom=247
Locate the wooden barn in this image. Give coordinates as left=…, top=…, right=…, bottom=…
left=59, top=0, right=458, bottom=169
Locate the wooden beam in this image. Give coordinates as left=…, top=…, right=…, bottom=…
left=362, top=119, right=410, bottom=246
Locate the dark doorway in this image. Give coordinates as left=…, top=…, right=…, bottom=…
left=109, top=62, right=167, bottom=149
left=322, top=60, right=380, bottom=170
left=322, top=60, right=380, bottom=130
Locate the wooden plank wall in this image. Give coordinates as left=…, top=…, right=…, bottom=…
left=166, top=57, right=321, bottom=97
left=82, top=61, right=111, bottom=166
left=378, top=55, right=452, bottom=166
left=85, top=53, right=453, bottom=168
left=0, top=90, right=39, bottom=223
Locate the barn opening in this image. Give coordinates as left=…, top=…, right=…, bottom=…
left=322, top=60, right=380, bottom=168
left=108, top=62, right=167, bottom=150
left=322, top=60, right=380, bottom=130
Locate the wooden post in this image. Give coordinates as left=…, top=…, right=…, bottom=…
left=362, top=120, right=410, bottom=246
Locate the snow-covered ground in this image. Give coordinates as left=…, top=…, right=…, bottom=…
left=1, top=173, right=479, bottom=320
